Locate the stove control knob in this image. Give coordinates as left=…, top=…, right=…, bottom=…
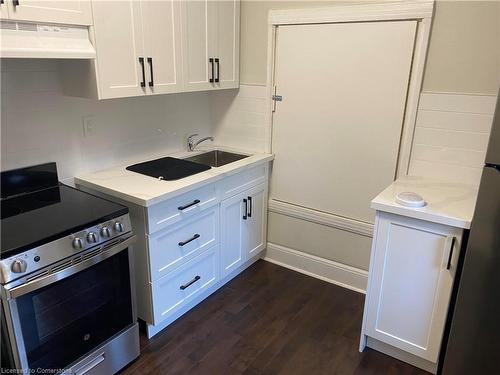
left=100, top=226, right=111, bottom=238
left=72, top=237, right=85, bottom=250
left=86, top=232, right=98, bottom=244
left=11, top=259, right=27, bottom=274
left=113, top=222, right=124, bottom=233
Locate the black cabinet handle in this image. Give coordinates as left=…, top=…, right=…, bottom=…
left=247, top=196, right=252, bottom=218
left=446, top=237, right=456, bottom=270
left=243, top=199, right=247, bottom=220
left=1, top=0, right=5, bottom=5
left=147, top=57, right=154, bottom=87
left=209, top=58, right=214, bottom=83
left=180, top=275, right=201, bottom=290
left=178, top=233, right=200, bottom=247
left=12, top=0, right=19, bottom=6
left=178, top=199, right=200, bottom=211
left=214, top=58, right=220, bottom=83
left=139, top=57, right=146, bottom=88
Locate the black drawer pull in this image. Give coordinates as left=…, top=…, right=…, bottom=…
left=139, top=57, right=146, bottom=88
left=446, top=237, right=456, bottom=270
left=180, top=275, right=201, bottom=290
left=247, top=196, right=252, bottom=218
left=214, top=58, right=220, bottom=83
left=147, top=57, right=154, bottom=87
left=178, top=199, right=200, bottom=211
left=209, top=58, right=214, bottom=83
left=243, top=199, right=247, bottom=220
left=178, top=234, right=200, bottom=247
left=12, top=0, right=19, bottom=6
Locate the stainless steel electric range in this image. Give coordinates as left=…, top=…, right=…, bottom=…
left=0, top=163, right=139, bottom=374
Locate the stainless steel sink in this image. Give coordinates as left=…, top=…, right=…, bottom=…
left=184, top=150, right=249, bottom=167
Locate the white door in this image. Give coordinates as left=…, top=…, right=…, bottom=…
left=220, top=191, right=246, bottom=278
left=244, top=183, right=267, bottom=259
left=92, top=1, right=147, bottom=99
left=271, top=21, right=417, bottom=223
left=214, top=0, right=239, bottom=89
left=6, top=0, right=92, bottom=25
left=142, top=0, right=183, bottom=95
left=365, top=212, right=462, bottom=362
left=181, top=0, right=216, bottom=91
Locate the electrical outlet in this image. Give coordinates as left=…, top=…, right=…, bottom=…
left=82, top=116, right=95, bottom=137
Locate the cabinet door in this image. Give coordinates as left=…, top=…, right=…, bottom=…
left=92, top=1, right=147, bottom=99
left=180, top=0, right=216, bottom=91
left=0, top=1, right=9, bottom=19
left=365, top=212, right=462, bottom=363
left=142, top=0, right=183, bottom=95
left=214, top=0, right=239, bottom=89
left=6, top=0, right=92, bottom=25
left=220, top=191, right=246, bottom=278
left=244, top=183, right=267, bottom=259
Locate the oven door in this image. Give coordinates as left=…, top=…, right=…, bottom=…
left=3, top=235, right=136, bottom=371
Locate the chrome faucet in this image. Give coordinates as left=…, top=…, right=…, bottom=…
left=187, top=133, right=214, bottom=152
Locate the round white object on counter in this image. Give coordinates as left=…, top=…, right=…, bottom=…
left=395, top=191, right=426, bottom=208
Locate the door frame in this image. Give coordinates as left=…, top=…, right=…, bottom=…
left=265, top=0, right=435, bottom=178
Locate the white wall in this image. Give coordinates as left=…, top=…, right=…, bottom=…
left=1, top=59, right=213, bottom=183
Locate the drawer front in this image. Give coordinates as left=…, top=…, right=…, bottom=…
left=219, top=164, right=268, bottom=199
left=151, top=246, right=219, bottom=324
left=148, top=183, right=218, bottom=233
left=149, top=208, right=219, bottom=281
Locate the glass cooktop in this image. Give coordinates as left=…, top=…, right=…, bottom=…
left=1, top=164, right=128, bottom=259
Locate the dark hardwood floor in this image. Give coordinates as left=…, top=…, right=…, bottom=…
left=121, top=260, right=429, bottom=375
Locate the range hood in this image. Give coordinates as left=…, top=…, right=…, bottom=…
left=1, top=21, right=96, bottom=59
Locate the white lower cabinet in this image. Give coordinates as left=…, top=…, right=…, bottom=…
left=220, top=183, right=268, bottom=278
left=362, top=211, right=463, bottom=371
left=131, top=164, right=269, bottom=336
left=151, top=245, right=219, bottom=325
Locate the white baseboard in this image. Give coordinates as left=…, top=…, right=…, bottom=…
left=264, top=242, right=368, bottom=294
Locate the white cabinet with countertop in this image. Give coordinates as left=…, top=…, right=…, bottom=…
left=360, top=176, right=478, bottom=374
left=76, top=150, right=273, bottom=338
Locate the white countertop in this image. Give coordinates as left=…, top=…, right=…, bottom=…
left=75, top=148, right=274, bottom=207
left=371, top=176, right=478, bottom=229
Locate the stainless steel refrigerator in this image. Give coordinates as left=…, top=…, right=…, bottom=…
left=441, top=93, right=500, bottom=374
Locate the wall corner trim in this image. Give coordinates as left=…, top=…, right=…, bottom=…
left=264, top=242, right=369, bottom=294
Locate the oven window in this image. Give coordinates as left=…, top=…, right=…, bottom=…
left=16, top=249, right=133, bottom=371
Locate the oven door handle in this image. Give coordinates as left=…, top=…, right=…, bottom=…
left=5, top=235, right=136, bottom=300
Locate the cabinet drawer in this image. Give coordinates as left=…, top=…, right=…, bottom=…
left=147, top=183, right=218, bottom=233
left=151, top=246, right=219, bottom=324
left=148, top=208, right=219, bottom=281
left=219, top=165, right=268, bottom=199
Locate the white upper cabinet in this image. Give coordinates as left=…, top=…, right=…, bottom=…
left=181, top=0, right=239, bottom=92
left=142, top=0, right=183, bottom=95
left=180, top=0, right=216, bottom=92
left=0, top=1, right=9, bottom=19
left=3, top=0, right=92, bottom=25
left=91, top=1, right=146, bottom=99
left=62, top=0, right=240, bottom=99
left=215, top=0, right=239, bottom=89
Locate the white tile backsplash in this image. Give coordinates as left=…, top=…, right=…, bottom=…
left=210, top=84, right=269, bottom=153
left=408, top=92, right=496, bottom=186
left=0, top=59, right=214, bottom=184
